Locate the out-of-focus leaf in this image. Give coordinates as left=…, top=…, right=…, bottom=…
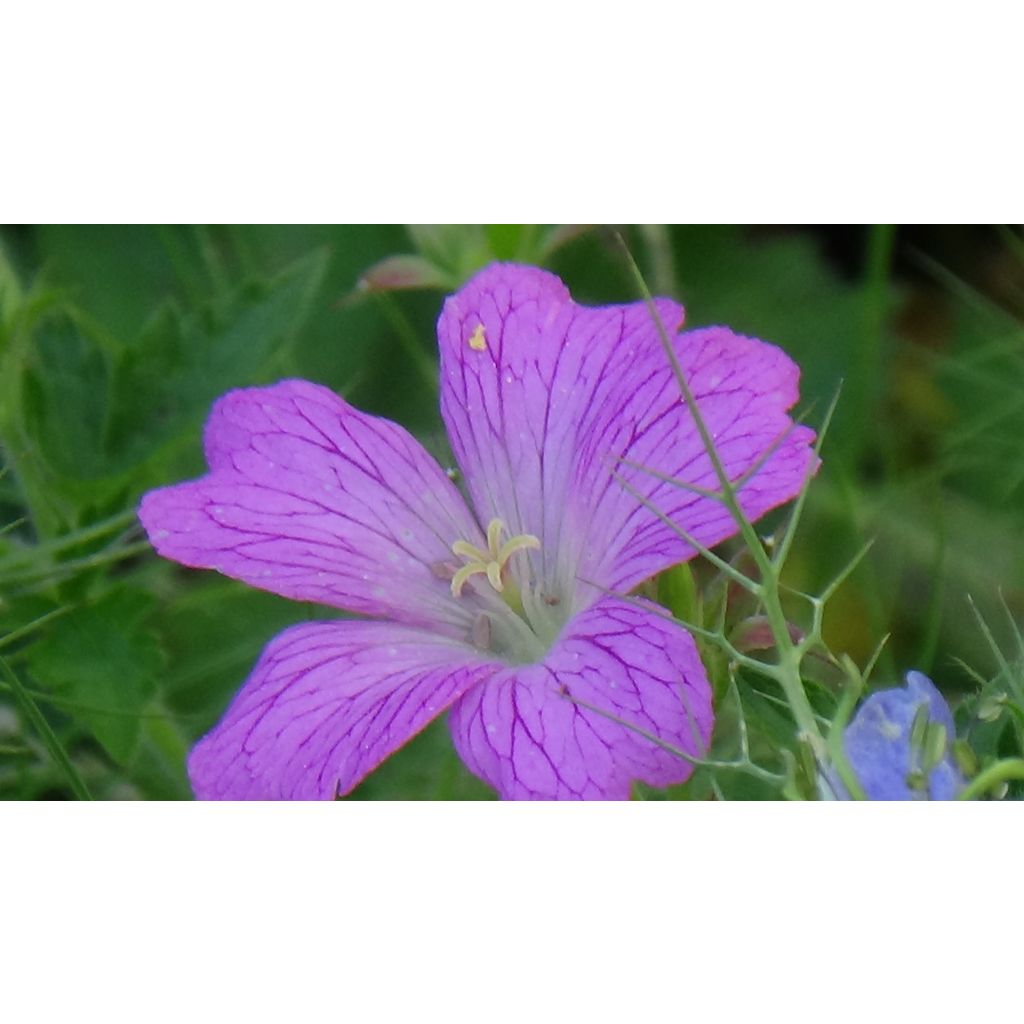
left=156, top=581, right=320, bottom=726
left=0, top=240, right=24, bottom=331
left=31, top=225, right=182, bottom=340
left=13, top=249, right=328, bottom=521
left=105, top=248, right=329, bottom=468
left=26, top=588, right=165, bottom=764
left=406, top=225, right=488, bottom=277
left=669, top=226, right=867, bottom=459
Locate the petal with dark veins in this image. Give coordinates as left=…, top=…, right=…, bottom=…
left=139, top=380, right=484, bottom=633
left=449, top=597, right=713, bottom=800
left=437, top=264, right=816, bottom=608
left=189, top=620, right=501, bottom=799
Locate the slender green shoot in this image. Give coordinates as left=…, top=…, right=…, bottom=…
left=0, top=654, right=92, bottom=800
left=615, top=233, right=826, bottom=757
left=956, top=759, right=1024, bottom=801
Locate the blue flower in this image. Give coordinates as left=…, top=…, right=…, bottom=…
left=832, top=671, right=964, bottom=800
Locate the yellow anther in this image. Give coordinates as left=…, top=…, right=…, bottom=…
left=486, top=517, right=504, bottom=556
left=452, top=539, right=489, bottom=563
left=452, top=561, right=490, bottom=598
left=468, top=323, right=487, bottom=351
left=497, top=533, right=541, bottom=565
left=448, top=518, right=540, bottom=599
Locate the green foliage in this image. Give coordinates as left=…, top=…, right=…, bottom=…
left=6, top=250, right=327, bottom=532
left=1, top=224, right=1022, bottom=800
left=25, top=589, right=163, bottom=764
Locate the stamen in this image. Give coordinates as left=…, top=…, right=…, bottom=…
left=452, top=561, right=489, bottom=597
left=497, top=533, right=541, bottom=565
left=486, top=518, right=504, bottom=558
left=452, top=539, right=489, bottom=563
left=471, top=614, right=492, bottom=650
left=448, top=518, right=540, bottom=600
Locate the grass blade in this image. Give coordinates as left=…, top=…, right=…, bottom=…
left=0, top=653, right=93, bottom=800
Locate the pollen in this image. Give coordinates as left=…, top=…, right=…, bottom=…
left=450, top=517, right=539, bottom=598
left=468, top=323, right=487, bottom=351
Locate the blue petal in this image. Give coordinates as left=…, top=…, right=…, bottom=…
left=839, top=671, right=964, bottom=800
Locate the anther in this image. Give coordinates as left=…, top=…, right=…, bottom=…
left=449, top=517, right=540, bottom=598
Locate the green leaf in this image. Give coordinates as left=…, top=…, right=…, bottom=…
left=25, top=589, right=165, bottom=764
left=13, top=249, right=328, bottom=522
left=20, top=311, right=116, bottom=480
left=106, top=248, right=328, bottom=465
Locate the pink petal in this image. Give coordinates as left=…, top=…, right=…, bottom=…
left=593, top=324, right=818, bottom=594
left=189, top=620, right=501, bottom=799
left=448, top=598, right=713, bottom=800
left=139, top=380, right=484, bottom=633
left=437, top=264, right=816, bottom=605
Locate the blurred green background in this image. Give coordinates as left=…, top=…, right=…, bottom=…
left=2, top=224, right=1022, bottom=799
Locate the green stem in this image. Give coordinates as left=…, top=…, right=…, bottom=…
left=0, top=654, right=92, bottom=800
left=616, top=236, right=824, bottom=755
left=0, top=606, right=73, bottom=652
left=370, top=292, right=439, bottom=395
left=0, top=539, right=150, bottom=588
left=956, top=759, right=1024, bottom=801
left=0, top=508, right=137, bottom=571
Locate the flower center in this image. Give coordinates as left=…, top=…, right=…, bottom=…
left=450, top=518, right=540, bottom=605
left=446, top=518, right=567, bottom=663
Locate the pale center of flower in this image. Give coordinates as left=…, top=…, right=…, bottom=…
left=445, top=518, right=567, bottom=662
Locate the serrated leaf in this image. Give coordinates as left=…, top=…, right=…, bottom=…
left=14, top=249, right=329, bottom=518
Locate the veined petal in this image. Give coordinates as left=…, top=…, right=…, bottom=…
left=139, top=380, right=483, bottom=632
left=437, top=264, right=816, bottom=607
left=448, top=598, right=713, bottom=800
left=591, top=324, right=818, bottom=595
left=189, top=620, right=501, bottom=799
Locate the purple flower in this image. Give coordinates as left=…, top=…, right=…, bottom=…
left=139, top=264, right=815, bottom=799
left=837, top=671, right=964, bottom=800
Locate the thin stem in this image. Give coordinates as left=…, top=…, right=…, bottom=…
left=0, top=508, right=138, bottom=571
left=582, top=579, right=776, bottom=677
left=824, top=668, right=867, bottom=801
left=0, top=539, right=150, bottom=588
left=370, top=291, right=439, bottom=396
left=616, top=235, right=824, bottom=753
left=566, top=691, right=784, bottom=786
left=0, top=655, right=92, bottom=800
left=968, top=595, right=1023, bottom=704
left=610, top=470, right=761, bottom=594
left=0, top=606, right=73, bottom=652
left=773, top=383, right=841, bottom=572
left=0, top=516, right=27, bottom=539
left=956, top=759, right=1024, bottom=801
